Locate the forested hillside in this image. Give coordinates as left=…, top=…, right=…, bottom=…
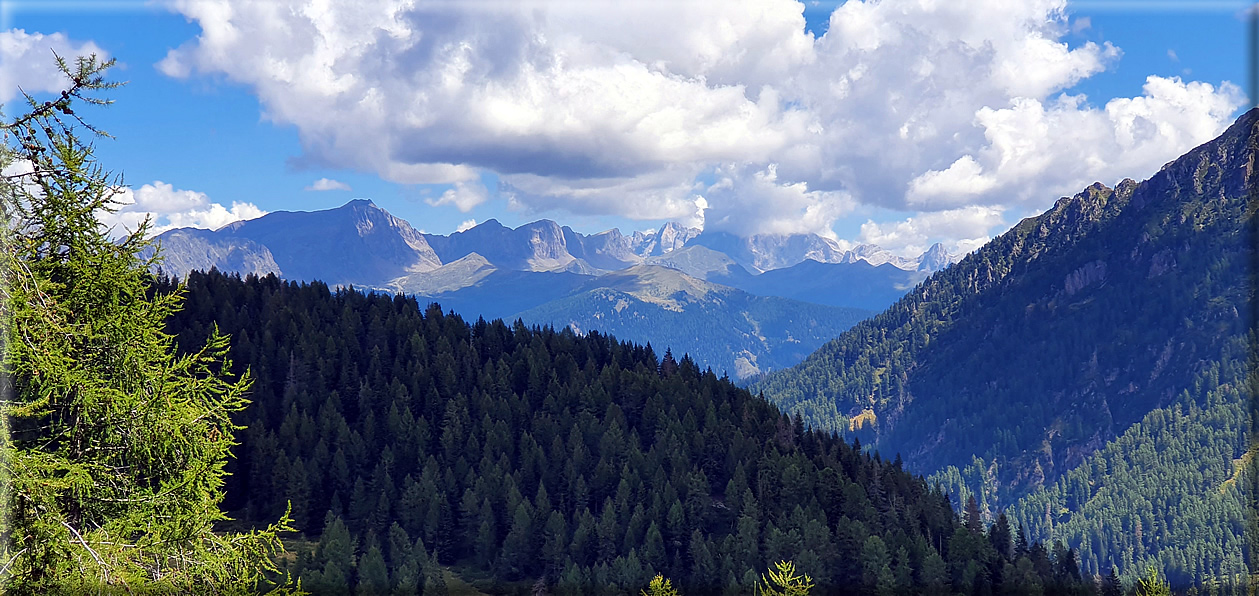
left=162, top=270, right=1084, bottom=594
left=929, top=336, right=1252, bottom=584
left=751, top=108, right=1257, bottom=584
left=1010, top=347, right=1250, bottom=585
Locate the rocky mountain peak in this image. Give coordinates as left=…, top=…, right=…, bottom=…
left=916, top=242, right=953, bottom=272
left=627, top=221, right=701, bottom=256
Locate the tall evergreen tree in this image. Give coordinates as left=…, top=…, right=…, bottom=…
left=0, top=55, right=293, bottom=593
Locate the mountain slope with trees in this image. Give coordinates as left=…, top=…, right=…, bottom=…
left=160, top=270, right=1085, bottom=595
left=1009, top=351, right=1250, bottom=585
left=751, top=108, right=1257, bottom=584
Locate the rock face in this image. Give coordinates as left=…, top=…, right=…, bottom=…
left=423, top=219, right=576, bottom=272
left=628, top=221, right=701, bottom=256
left=843, top=244, right=914, bottom=269
left=1063, top=260, right=1106, bottom=296
left=148, top=228, right=281, bottom=279
left=741, top=232, right=852, bottom=272
left=562, top=227, right=642, bottom=271
left=916, top=242, right=952, bottom=272
left=689, top=231, right=956, bottom=273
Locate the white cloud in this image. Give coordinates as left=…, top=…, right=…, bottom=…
left=157, top=0, right=809, bottom=188
left=0, top=29, right=108, bottom=103
left=97, top=181, right=266, bottom=238
left=858, top=206, right=1006, bottom=257
left=906, top=76, right=1245, bottom=208
left=455, top=218, right=477, bottom=232
left=305, top=177, right=351, bottom=191
left=426, top=180, right=488, bottom=212
left=702, top=163, right=854, bottom=238
left=778, top=0, right=1127, bottom=205
left=501, top=165, right=709, bottom=227
left=155, top=0, right=1245, bottom=251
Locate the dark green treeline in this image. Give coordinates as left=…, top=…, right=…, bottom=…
left=160, top=270, right=1086, bottom=595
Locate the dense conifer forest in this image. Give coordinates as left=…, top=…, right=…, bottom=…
left=160, top=270, right=1092, bottom=594
left=930, top=337, right=1252, bottom=586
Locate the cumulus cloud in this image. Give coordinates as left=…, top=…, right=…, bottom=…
left=778, top=0, right=1126, bottom=206
left=306, top=177, right=351, bottom=191
left=97, top=181, right=266, bottom=238
left=906, top=77, right=1244, bottom=208
left=157, top=0, right=809, bottom=187
left=0, top=29, right=108, bottom=103
left=154, top=0, right=1245, bottom=250
left=857, top=206, right=1007, bottom=257
left=426, top=180, right=488, bottom=212
left=702, top=163, right=854, bottom=238
left=455, top=218, right=478, bottom=233
left=501, top=165, right=709, bottom=228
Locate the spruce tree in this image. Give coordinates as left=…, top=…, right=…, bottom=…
left=0, top=55, right=294, bottom=593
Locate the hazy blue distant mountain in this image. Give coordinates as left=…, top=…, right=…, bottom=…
left=729, top=258, right=927, bottom=312
left=642, top=244, right=754, bottom=283
left=513, top=265, right=872, bottom=378
left=843, top=243, right=918, bottom=269
left=688, top=230, right=955, bottom=273
left=915, top=242, right=952, bottom=271
left=149, top=199, right=943, bottom=373
left=561, top=226, right=643, bottom=270
left=153, top=198, right=948, bottom=292
left=419, top=268, right=595, bottom=321
left=687, top=230, right=846, bottom=272
left=390, top=253, right=497, bottom=295
left=222, top=198, right=443, bottom=286
left=151, top=199, right=441, bottom=287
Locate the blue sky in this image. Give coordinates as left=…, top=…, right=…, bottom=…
left=2, top=0, right=1252, bottom=256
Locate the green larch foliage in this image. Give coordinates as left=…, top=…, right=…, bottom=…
left=0, top=56, right=294, bottom=593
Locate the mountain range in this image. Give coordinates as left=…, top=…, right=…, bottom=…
left=152, top=199, right=951, bottom=287
left=150, top=202, right=951, bottom=377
